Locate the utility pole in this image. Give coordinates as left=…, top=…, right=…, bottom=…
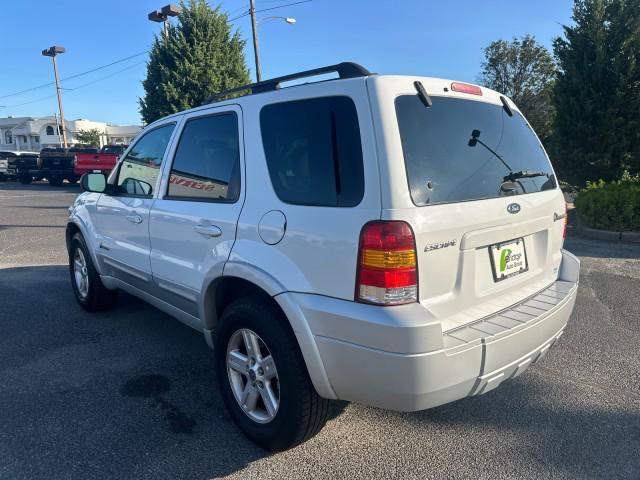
left=42, top=46, right=67, bottom=148
left=249, top=0, right=262, bottom=82
left=54, top=112, right=62, bottom=147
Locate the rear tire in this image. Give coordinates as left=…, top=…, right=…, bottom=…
left=214, top=296, right=330, bottom=451
left=49, top=176, right=64, bottom=186
left=69, top=232, right=118, bottom=311
left=19, top=175, right=32, bottom=184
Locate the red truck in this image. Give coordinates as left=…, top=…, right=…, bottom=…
left=73, top=144, right=128, bottom=177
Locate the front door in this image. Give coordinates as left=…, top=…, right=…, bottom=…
left=149, top=107, right=244, bottom=318
left=95, top=122, right=177, bottom=291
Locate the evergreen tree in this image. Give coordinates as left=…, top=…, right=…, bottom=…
left=140, top=0, right=250, bottom=124
left=479, top=36, right=557, bottom=145
left=553, top=0, right=640, bottom=185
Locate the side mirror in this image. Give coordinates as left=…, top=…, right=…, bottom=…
left=80, top=173, right=107, bottom=193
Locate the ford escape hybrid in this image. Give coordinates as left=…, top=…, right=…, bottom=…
left=66, top=62, right=580, bottom=451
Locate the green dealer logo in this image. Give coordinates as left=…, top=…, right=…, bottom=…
left=499, top=248, right=512, bottom=272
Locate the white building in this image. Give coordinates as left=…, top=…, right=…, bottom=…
left=0, top=116, right=141, bottom=152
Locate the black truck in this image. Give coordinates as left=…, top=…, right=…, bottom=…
left=0, top=151, right=40, bottom=183
left=38, top=146, right=98, bottom=186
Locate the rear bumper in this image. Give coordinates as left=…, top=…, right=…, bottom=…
left=278, top=249, right=580, bottom=411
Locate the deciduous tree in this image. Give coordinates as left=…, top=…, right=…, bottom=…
left=479, top=35, right=557, bottom=145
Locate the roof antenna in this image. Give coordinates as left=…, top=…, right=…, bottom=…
left=414, top=81, right=432, bottom=108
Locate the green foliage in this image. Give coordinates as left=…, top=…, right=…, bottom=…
left=553, top=0, right=640, bottom=186
left=479, top=35, right=557, bottom=145
left=139, top=0, right=251, bottom=124
left=574, top=171, right=640, bottom=230
left=74, top=128, right=101, bottom=147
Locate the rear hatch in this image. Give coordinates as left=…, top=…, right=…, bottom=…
left=369, top=76, right=566, bottom=332
left=40, top=149, right=75, bottom=171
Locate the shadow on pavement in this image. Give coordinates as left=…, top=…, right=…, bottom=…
left=399, top=376, right=639, bottom=479
left=0, top=265, right=271, bottom=479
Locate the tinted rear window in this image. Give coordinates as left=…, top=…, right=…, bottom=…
left=167, top=113, right=240, bottom=202
left=395, top=95, right=556, bottom=206
left=260, top=96, right=364, bottom=207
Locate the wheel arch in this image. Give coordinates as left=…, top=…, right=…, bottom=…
left=66, top=219, right=103, bottom=275
left=200, top=266, right=337, bottom=400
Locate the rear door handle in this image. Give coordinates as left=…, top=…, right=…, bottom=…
left=126, top=213, right=143, bottom=224
left=194, top=224, right=222, bottom=238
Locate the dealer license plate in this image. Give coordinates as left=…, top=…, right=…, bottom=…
left=489, top=238, right=528, bottom=282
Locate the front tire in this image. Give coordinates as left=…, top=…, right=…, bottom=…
left=69, top=232, right=118, bottom=311
left=214, top=297, right=330, bottom=451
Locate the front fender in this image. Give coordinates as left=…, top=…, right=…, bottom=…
left=67, top=193, right=103, bottom=274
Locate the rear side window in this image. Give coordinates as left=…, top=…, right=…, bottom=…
left=167, top=113, right=240, bottom=202
left=260, top=96, right=364, bottom=207
left=395, top=95, right=556, bottom=206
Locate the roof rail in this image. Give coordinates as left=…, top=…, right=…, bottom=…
left=204, top=62, right=372, bottom=105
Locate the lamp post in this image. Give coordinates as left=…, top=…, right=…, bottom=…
left=42, top=46, right=68, bottom=148
left=248, top=0, right=296, bottom=82
left=148, top=4, right=182, bottom=39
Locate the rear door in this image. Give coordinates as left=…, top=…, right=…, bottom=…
left=95, top=121, right=177, bottom=291
left=369, top=76, right=566, bottom=332
left=148, top=106, right=244, bottom=317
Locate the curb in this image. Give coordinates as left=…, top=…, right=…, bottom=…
left=575, top=226, right=640, bottom=243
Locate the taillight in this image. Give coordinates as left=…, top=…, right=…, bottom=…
left=450, top=82, right=483, bottom=96
left=356, top=221, right=418, bottom=305
left=73, top=155, right=78, bottom=167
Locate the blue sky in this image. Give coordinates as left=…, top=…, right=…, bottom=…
left=0, top=0, right=574, bottom=125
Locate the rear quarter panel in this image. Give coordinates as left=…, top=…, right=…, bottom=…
left=229, top=78, right=382, bottom=300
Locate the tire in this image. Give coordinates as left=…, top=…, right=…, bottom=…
left=0, top=174, right=5, bottom=182
left=69, top=232, right=118, bottom=311
left=19, top=175, right=32, bottom=184
left=214, top=296, right=330, bottom=451
left=67, top=176, right=78, bottom=184
left=49, top=176, right=64, bottom=186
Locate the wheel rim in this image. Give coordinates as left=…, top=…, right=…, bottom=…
left=226, top=328, right=280, bottom=424
left=73, top=248, right=89, bottom=299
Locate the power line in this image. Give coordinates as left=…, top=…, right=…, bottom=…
left=3, top=61, right=146, bottom=110
left=67, top=61, right=146, bottom=91
left=229, top=0, right=312, bottom=21
left=0, top=51, right=148, bottom=100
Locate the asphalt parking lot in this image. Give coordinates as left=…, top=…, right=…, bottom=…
left=1, top=181, right=639, bottom=480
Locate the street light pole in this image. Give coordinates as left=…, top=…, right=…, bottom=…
left=148, top=4, right=182, bottom=40
left=249, top=0, right=262, bottom=82
left=42, top=46, right=67, bottom=148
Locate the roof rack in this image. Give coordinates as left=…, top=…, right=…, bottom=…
left=204, top=62, right=372, bottom=105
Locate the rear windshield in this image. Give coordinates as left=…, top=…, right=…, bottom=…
left=395, top=95, right=556, bottom=206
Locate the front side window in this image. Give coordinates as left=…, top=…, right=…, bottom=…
left=167, top=113, right=240, bottom=202
left=116, top=123, right=175, bottom=196
left=395, top=95, right=556, bottom=206
left=260, top=96, right=364, bottom=207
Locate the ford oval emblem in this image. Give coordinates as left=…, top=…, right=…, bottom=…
left=507, top=203, right=521, bottom=214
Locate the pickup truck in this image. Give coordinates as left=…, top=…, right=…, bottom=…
left=73, top=144, right=128, bottom=177
left=39, top=146, right=98, bottom=186
left=0, top=151, right=40, bottom=183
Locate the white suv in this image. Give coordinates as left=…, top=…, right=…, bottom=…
left=67, top=63, right=580, bottom=451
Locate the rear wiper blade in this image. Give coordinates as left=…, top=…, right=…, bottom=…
left=502, top=170, right=548, bottom=182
